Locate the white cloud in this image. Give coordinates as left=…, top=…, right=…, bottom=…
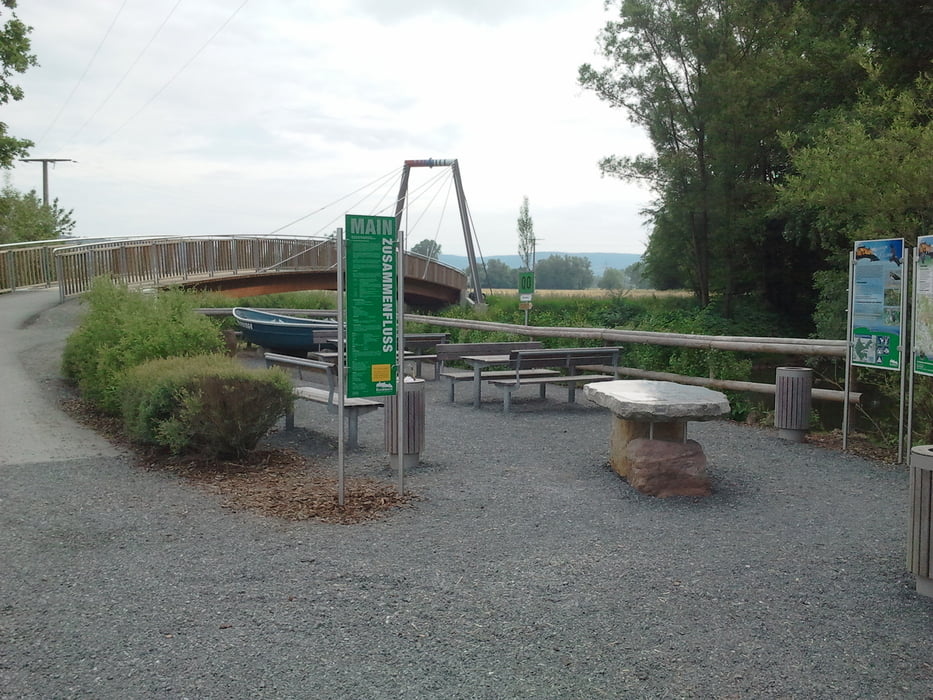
left=4, top=0, right=652, bottom=255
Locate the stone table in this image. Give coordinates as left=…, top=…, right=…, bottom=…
left=584, top=380, right=731, bottom=498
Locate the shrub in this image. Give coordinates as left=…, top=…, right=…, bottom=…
left=121, top=355, right=293, bottom=458
left=62, top=279, right=225, bottom=413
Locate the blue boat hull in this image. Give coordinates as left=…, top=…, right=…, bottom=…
left=232, top=308, right=338, bottom=354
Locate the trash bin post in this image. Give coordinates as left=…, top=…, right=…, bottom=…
left=775, top=367, right=812, bottom=443
left=385, top=377, right=425, bottom=468
left=908, top=446, right=933, bottom=598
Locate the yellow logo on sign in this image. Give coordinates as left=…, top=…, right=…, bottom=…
left=371, top=364, right=392, bottom=382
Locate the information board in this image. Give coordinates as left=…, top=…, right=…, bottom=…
left=344, top=214, right=398, bottom=397
left=850, top=238, right=905, bottom=371
left=915, top=235, right=933, bottom=375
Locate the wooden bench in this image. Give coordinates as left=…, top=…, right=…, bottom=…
left=435, top=341, right=559, bottom=404
left=488, top=347, right=623, bottom=413
left=264, top=352, right=382, bottom=449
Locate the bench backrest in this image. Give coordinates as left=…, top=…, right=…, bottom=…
left=264, top=352, right=338, bottom=403
left=403, top=333, right=450, bottom=351
left=510, top=346, right=623, bottom=371
left=435, top=341, right=543, bottom=363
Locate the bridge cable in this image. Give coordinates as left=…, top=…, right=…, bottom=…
left=260, top=167, right=403, bottom=270
left=401, top=170, right=452, bottom=249
left=422, top=177, right=454, bottom=279
left=267, top=166, right=401, bottom=235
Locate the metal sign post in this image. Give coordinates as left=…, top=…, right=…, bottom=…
left=335, top=228, right=346, bottom=506
left=396, top=232, right=406, bottom=495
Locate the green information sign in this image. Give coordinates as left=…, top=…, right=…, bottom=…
left=518, top=271, right=535, bottom=296
left=345, top=214, right=398, bottom=398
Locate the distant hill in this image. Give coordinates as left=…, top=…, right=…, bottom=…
left=438, top=251, right=642, bottom=276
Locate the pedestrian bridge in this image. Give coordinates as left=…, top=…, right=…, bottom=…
left=1, top=236, right=467, bottom=310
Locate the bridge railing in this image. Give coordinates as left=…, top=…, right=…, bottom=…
left=2, top=235, right=466, bottom=302
left=0, top=240, right=61, bottom=292
left=52, top=236, right=344, bottom=301
left=41, top=235, right=465, bottom=302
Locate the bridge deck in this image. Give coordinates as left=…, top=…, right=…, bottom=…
left=0, top=236, right=466, bottom=309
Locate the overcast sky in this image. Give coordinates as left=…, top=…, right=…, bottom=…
left=4, top=0, right=652, bottom=257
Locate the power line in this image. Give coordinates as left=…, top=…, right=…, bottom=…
left=98, top=0, right=249, bottom=144
left=36, top=0, right=129, bottom=148
left=66, top=0, right=186, bottom=146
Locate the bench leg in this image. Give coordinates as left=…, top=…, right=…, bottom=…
left=502, top=388, right=513, bottom=413
left=346, top=410, right=360, bottom=449
left=447, top=379, right=456, bottom=402
left=539, top=384, right=547, bottom=399
left=285, top=405, right=295, bottom=430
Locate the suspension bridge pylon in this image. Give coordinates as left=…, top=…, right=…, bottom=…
left=394, top=158, right=485, bottom=306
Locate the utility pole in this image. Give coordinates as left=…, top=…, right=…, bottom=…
left=19, top=158, right=75, bottom=205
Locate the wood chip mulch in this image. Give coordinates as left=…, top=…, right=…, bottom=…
left=61, top=398, right=416, bottom=524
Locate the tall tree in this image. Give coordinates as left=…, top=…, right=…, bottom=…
left=410, top=238, right=441, bottom=260
left=517, top=196, right=535, bottom=271
left=0, top=0, right=37, bottom=168
left=480, top=259, right=517, bottom=289
left=535, top=254, right=593, bottom=290
left=0, top=184, right=75, bottom=243
left=579, top=0, right=863, bottom=315
left=597, top=267, right=626, bottom=290
left=777, top=76, right=933, bottom=337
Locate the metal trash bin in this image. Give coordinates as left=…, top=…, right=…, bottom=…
left=385, top=377, right=425, bottom=468
left=908, top=446, right=933, bottom=598
left=775, top=367, right=812, bottom=443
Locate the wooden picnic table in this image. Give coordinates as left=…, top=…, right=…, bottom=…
left=460, top=354, right=512, bottom=408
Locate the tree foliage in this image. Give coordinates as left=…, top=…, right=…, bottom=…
left=778, top=76, right=933, bottom=249
left=0, top=1, right=36, bottom=168
left=776, top=75, right=933, bottom=338
left=535, top=254, right=593, bottom=290
left=579, top=0, right=865, bottom=318
left=0, top=184, right=75, bottom=243
left=517, top=196, right=535, bottom=271
left=597, top=267, right=626, bottom=290
left=479, top=258, right=516, bottom=288
left=410, top=238, right=441, bottom=259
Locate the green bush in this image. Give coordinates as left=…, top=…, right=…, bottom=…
left=62, top=279, right=225, bottom=413
left=121, top=355, right=293, bottom=458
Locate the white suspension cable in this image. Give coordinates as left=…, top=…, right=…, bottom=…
left=267, top=166, right=401, bottom=235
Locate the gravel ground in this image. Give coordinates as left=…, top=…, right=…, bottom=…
left=1, top=291, right=931, bottom=699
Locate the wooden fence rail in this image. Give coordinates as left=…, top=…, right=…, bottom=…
left=403, top=314, right=855, bottom=404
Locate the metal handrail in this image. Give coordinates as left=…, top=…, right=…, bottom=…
left=0, top=235, right=465, bottom=301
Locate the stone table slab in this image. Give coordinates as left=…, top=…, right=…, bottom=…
left=584, top=380, right=731, bottom=422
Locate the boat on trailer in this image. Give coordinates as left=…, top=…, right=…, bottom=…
left=232, top=307, right=339, bottom=354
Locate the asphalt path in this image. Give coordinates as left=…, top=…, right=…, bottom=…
left=0, top=288, right=120, bottom=464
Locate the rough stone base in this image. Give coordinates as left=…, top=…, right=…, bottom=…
left=613, top=437, right=711, bottom=498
